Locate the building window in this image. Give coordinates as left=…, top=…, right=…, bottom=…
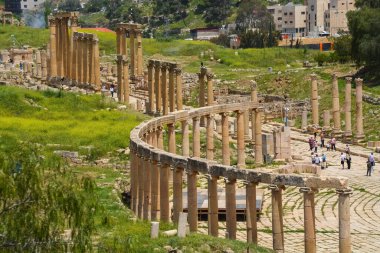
left=284, top=12, right=287, bottom=15
left=290, top=12, right=293, bottom=15
left=290, top=21, right=293, bottom=24
left=24, top=5, right=27, bottom=8
left=278, top=17, right=282, bottom=20
left=285, top=21, right=288, bottom=24
left=301, top=11, right=305, bottom=15
left=311, top=5, right=314, bottom=11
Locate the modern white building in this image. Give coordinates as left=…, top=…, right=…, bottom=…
left=268, top=4, right=283, bottom=31
left=304, top=0, right=330, bottom=36
left=325, top=0, right=356, bottom=35
left=20, top=0, right=46, bottom=11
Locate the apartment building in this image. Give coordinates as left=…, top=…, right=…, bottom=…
left=20, top=0, right=46, bottom=11
left=325, top=0, right=356, bottom=35
left=304, top=0, right=330, bottom=36
left=268, top=4, right=283, bottom=31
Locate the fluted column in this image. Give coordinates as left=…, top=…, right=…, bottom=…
left=160, top=163, right=170, bottom=222
left=172, top=167, right=183, bottom=223
left=300, top=187, right=316, bottom=253
left=355, top=78, right=364, bottom=142
left=187, top=171, right=198, bottom=232
left=311, top=74, right=319, bottom=126
left=236, top=110, right=245, bottom=168
left=206, top=114, right=214, bottom=160
left=168, top=64, right=176, bottom=112
left=221, top=112, right=230, bottom=165
left=116, top=55, right=124, bottom=102
left=136, top=29, right=143, bottom=76
left=182, top=120, right=189, bottom=157
left=246, top=182, right=258, bottom=244
left=255, top=109, right=263, bottom=164
left=332, top=73, right=341, bottom=134
left=270, top=185, right=284, bottom=253
left=226, top=178, right=237, bottom=239
left=122, top=56, right=129, bottom=104
left=175, top=67, right=183, bottom=110
left=154, top=61, right=161, bottom=115
left=207, top=72, right=214, bottom=105
left=143, top=155, right=151, bottom=220
left=337, top=189, right=353, bottom=253
left=208, top=175, right=219, bottom=237
left=130, top=29, right=136, bottom=78
left=161, top=64, right=168, bottom=115
left=148, top=60, right=154, bottom=113
left=344, top=77, right=352, bottom=139
left=193, top=117, right=201, bottom=157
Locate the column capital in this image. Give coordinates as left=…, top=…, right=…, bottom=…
left=269, top=184, right=285, bottom=191
left=224, top=177, right=236, bottom=184
left=206, top=114, right=214, bottom=119
left=135, top=29, right=143, bottom=36
left=220, top=112, right=229, bottom=117
left=174, top=68, right=182, bottom=75
left=200, top=66, right=207, bottom=76
left=310, top=73, right=317, bottom=81
left=71, top=16, right=79, bottom=27
left=206, top=72, right=214, bottom=81
left=336, top=188, right=353, bottom=195
left=48, top=16, right=57, bottom=27
left=242, top=180, right=259, bottom=186
left=193, top=116, right=200, bottom=121
left=148, top=60, right=155, bottom=68
left=160, top=63, right=168, bottom=71
left=186, top=170, right=198, bottom=176
left=157, top=125, right=163, bottom=131
left=332, top=73, right=338, bottom=80
left=154, top=60, right=161, bottom=69
left=168, top=63, right=177, bottom=73
left=235, top=109, right=245, bottom=114
left=250, top=80, right=257, bottom=90
left=355, top=78, right=363, bottom=86
left=299, top=187, right=318, bottom=194
left=345, top=77, right=352, bottom=83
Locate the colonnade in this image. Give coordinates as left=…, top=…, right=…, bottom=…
left=309, top=74, right=364, bottom=142
left=116, top=23, right=143, bottom=79
left=72, top=32, right=101, bottom=88
left=129, top=102, right=353, bottom=253
left=147, top=60, right=183, bottom=115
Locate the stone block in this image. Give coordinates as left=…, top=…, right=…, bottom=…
left=150, top=222, right=159, bottom=239
left=177, top=212, right=188, bottom=238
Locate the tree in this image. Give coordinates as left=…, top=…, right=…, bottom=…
left=332, top=34, right=352, bottom=63
left=347, top=3, right=380, bottom=70
left=196, top=0, right=233, bottom=27
left=0, top=136, right=97, bottom=251
left=153, top=0, right=189, bottom=23
left=58, top=0, right=82, bottom=11
left=84, top=0, right=108, bottom=13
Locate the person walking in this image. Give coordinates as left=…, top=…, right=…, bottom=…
left=367, top=160, right=372, bottom=176
left=110, top=84, right=115, bottom=98
left=326, top=140, right=331, bottom=151
left=315, top=154, right=321, bottom=166
left=346, top=153, right=351, bottom=170
left=308, top=137, right=314, bottom=151
left=320, top=132, right=325, bottom=147
left=340, top=152, right=346, bottom=169
left=369, top=152, right=375, bottom=172
left=311, top=152, right=316, bottom=164
left=345, top=144, right=351, bottom=155
left=331, top=137, right=337, bottom=151
left=321, top=153, right=327, bottom=169
left=314, top=139, right=318, bottom=153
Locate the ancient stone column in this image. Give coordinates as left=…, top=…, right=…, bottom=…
left=244, top=110, right=250, bottom=141
left=116, top=28, right=122, bottom=55
left=206, top=114, right=214, bottom=160
left=168, top=64, right=176, bottom=112
left=226, top=178, right=237, bottom=239
left=175, top=67, right=183, bottom=111
left=35, top=50, right=42, bottom=79
left=136, top=29, right=143, bottom=76
left=77, top=34, right=84, bottom=84
left=56, top=18, right=62, bottom=77
left=182, top=120, right=190, bottom=157
left=344, top=77, right=352, bottom=139
left=337, top=189, right=353, bottom=253
left=255, top=109, right=263, bottom=164
left=161, top=64, right=168, bottom=115
left=251, top=84, right=258, bottom=142
left=72, top=33, right=78, bottom=81
left=355, top=78, right=364, bottom=142
left=137, top=155, right=144, bottom=219
left=157, top=126, right=164, bottom=150
left=154, top=61, right=161, bottom=115
left=121, top=28, right=127, bottom=55
left=199, top=66, right=207, bottom=126
left=173, top=167, right=183, bottom=223
left=131, top=151, right=138, bottom=214
left=41, top=50, right=47, bottom=81
left=165, top=124, right=174, bottom=154
left=83, top=35, right=89, bottom=84
left=116, top=55, right=124, bottom=102
left=332, top=73, right=341, bottom=134
left=208, top=175, right=219, bottom=237
left=246, top=182, right=258, bottom=244
left=48, top=17, right=57, bottom=78
left=143, top=156, right=151, bottom=220
left=193, top=117, right=201, bottom=157
left=61, top=18, right=68, bottom=77
left=236, top=110, right=245, bottom=168
left=69, top=15, right=78, bottom=79
left=122, top=56, right=129, bottom=104
left=148, top=60, right=154, bottom=113
left=300, top=187, right=316, bottom=253
left=151, top=159, right=160, bottom=220
left=270, top=185, right=284, bottom=253
left=160, top=163, right=170, bottom=222
left=302, top=108, right=308, bottom=130
left=323, top=110, right=331, bottom=129
left=221, top=113, right=230, bottom=165
left=207, top=72, right=214, bottom=106
left=89, top=35, right=96, bottom=85
left=130, top=29, right=136, bottom=78
left=187, top=171, right=198, bottom=232
left=311, top=74, right=319, bottom=126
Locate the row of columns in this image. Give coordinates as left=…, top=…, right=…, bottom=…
left=48, top=12, right=79, bottom=79
left=131, top=139, right=352, bottom=253
left=310, top=74, right=364, bottom=142
left=72, top=32, right=101, bottom=88
left=116, top=23, right=143, bottom=79
left=147, top=60, right=183, bottom=115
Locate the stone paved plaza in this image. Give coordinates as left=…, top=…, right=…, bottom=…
left=197, top=126, right=380, bottom=253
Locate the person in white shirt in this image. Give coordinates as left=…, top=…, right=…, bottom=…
left=340, top=153, right=346, bottom=169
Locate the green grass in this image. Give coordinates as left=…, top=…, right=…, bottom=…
left=0, top=25, right=49, bottom=49
left=0, top=86, right=148, bottom=159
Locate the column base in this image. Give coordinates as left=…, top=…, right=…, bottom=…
left=355, top=134, right=365, bottom=144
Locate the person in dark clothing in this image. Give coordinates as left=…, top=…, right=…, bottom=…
left=346, top=153, right=351, bottom=170
left=367, top=160, right=372, bottom=176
